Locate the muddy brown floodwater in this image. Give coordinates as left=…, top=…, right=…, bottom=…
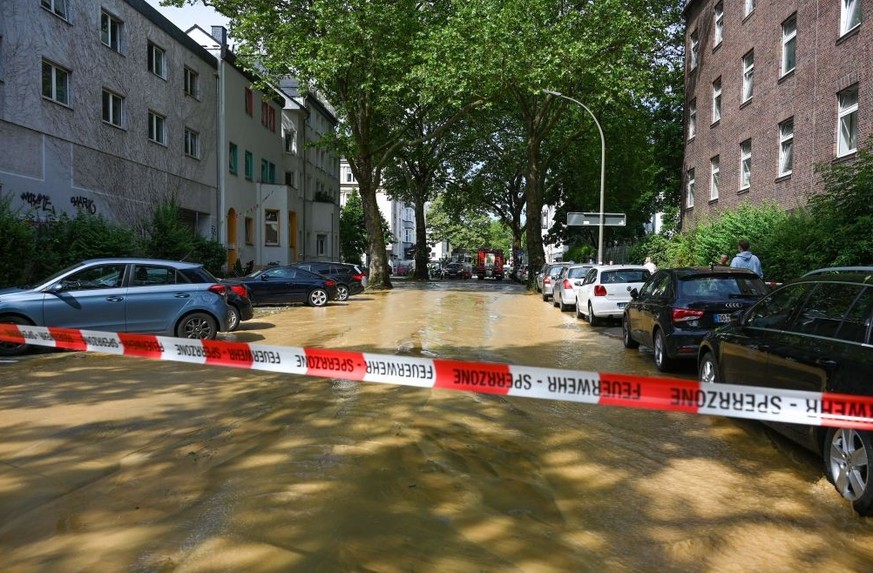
left=1, top=279, right=872, bottom=573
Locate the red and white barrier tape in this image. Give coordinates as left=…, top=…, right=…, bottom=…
left=2, top=324, right=872, bottom=430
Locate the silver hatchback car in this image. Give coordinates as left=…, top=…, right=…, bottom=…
left=0, top=258, right=229, bottom=355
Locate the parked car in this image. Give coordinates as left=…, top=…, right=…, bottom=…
left=697, top=267, right=873, bottom=515
left=576, top=265, right=651, bottom=324
left=444, top=262, right=470, bottom=280
left=0, top=258, right=229, bottom=355
left=228, top=265, right=337, bottom=307
left=292, top=261, right=366, bottom=301
left=223, top=282, right=254, bottom=331
left=622, top=266, right=769, bottom=371
left=539, top=262, right=573, bottom=301
left=552, top=264, right=594, bottom=311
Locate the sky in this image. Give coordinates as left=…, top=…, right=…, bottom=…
left=144, top=1, right=230, bottom=34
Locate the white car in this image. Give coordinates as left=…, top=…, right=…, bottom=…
left=576, top=265, right=652, bottom=325
left=552, top=264, right=594, bottom=311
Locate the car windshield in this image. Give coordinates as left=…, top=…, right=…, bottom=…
left=678, top=275, right=769, bottom=299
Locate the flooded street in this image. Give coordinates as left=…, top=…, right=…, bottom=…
left=1, top=279, right=872, bottom=572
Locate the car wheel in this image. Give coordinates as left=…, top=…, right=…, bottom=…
left=176, top=312, right=218, bottom=340
left=226, top=305, right=241, bottom=332
left=653, top=328, right=675, bottom=372
left=575, top=302, right=584, bottom=319
left=0, top=316, right=33, bottom=356
left=824, top=427, right=873, bottom=515
left=553, top=294, right=560, bottom=308
left=542, top=291, right=549, bottom=302
left=622, top=315, right=639, bottom=349
left=308, top=288, right=329, bottom=307
left=336, top=284, right=350, bottom=302
left=588, top=303, right=600, bottom=326
left=698, top=352, right=719, bottom=384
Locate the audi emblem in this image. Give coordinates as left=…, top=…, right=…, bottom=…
left=724, top=302, right=743, bottom=309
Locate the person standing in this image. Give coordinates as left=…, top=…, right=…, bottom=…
left=643, top=257, right=657, bottom=273
left=730, top=239, right=763, bottom=278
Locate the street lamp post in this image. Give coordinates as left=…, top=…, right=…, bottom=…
left=543, top=90, right=606, bottom=264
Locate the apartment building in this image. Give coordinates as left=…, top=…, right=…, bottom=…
left=681, top=0, right=869, bottom=228
left=0, top=0, right=218, bottom=233
left=339, top=158, right=418, bottom=266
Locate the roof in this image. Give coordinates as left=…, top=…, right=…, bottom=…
left=125, top=0, right=218, bottom=68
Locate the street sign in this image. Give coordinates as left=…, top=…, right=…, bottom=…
left=567, top=212, right=627, bottom=227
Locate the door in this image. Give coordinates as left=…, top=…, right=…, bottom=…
left=124, top=264, right=204, bottom=333
left=41, top=263, right=128, bottom=332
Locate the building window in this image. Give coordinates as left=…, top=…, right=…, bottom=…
left=261, top=102, right=276, bottom=131
left=268, top=162, right=276, bottom=184
left=744, top=0, right=756, bottom=18
left=102, top=89, right=124, bottom=127
left=740, top=140, right=752, bottom=190
left=264, top=210, right=280, bottom=246
left=712, top=78, right=722, bottom=123
left=184, top=128, right=200, bottom=158
left=713, top=2, right=724, bottom=47
left=183, top=67, right=199, bottom=98
left=148, top=111, right=167, bottom=145
left=245, top=87, right=253, bottom=116
left=245, top=217, right=254, bottom=245
left=345, top=168, right=354, bottom=183
left=685, top=169, right=695, bottom=209
left=687, top=99, right=697, bottom=140
left=689, top=30, right=699, bottom=70
left=838, top=85, right=859, bottom=157
left=41, top=59, right=70, bottom=105
left=41, top=0, right=68, bottom=19
left=284, top=129, right=297, bottom=153
left=261, top=159, right=269, bottom=182
left=147, top=42, right=166, bottom=79
left=742, top=51, right=754, bottom=103
left=245, top=150, right=253, bottom=180
left=779, top=118, right=794, bottom=176
left=781, top=15, right=797, bottom=76
left=229, top=142, right=238, bottom=175
left=316, top=234, right=327, bottom=256
left=101, top=11, right=122, bottom=53
left=710, top=157, right=720, bottom=200
left=841, top=0, right=862, bottom=35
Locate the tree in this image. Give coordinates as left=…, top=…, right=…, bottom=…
left=423, top=0, right=685, bottom=287
left=339, top=190, right=368, bottom=265
left=167, top=0, right=484, bottom=290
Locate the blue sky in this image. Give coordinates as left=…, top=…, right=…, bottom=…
left=144, top=1, right=230, bottom=34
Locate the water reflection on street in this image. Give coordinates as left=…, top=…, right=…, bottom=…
left=1, top=278, right=871, bottom=573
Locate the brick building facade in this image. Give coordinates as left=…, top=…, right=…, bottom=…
left=681, top=0, right=870, bottom=229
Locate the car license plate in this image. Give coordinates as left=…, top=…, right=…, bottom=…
left=714, top=313, right=731, bottom=323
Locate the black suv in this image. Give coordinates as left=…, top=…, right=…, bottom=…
left=292, top=262, right=365, bottom=301
left=622, top=266, right=769, bottom=371
left=698, top=267, right=873, bottom=515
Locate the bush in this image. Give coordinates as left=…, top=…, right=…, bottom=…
left=0, top=191, right=36, bottom=286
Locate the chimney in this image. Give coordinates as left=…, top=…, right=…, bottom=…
left=211, top=26, right=227, bottom=47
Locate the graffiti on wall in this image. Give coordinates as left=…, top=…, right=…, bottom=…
left=70, top=196, right=97, bottom=215
left=20, top=192, right=55, bottom=213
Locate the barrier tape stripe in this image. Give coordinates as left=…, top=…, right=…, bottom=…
left=2, top=324, right=873, bottom=431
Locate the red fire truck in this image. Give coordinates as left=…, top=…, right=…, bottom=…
left=475, top=248, right=505, bottom=280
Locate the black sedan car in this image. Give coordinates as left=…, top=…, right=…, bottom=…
left=229, top=265, right=338, bottom=307
left=291, top=262, right=365, bottom=301
left=622, top=266, right=769, bottom=371
left=698, top=268, right=873, bottom=515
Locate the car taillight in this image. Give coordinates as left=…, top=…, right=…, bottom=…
left=594, top=285, right=607, bottom=296
left=672, top=308, right=705, bottom=323
left=563, top=279, right=572, bottom=289
left=544, top=276, right=552, bottom=285
left=229, top=284, right=248, bottom=298
left=325, top=279, right=337, bottom=287
left=208, top=284, right=227, bottom=297
left=352, top=274, right=364, bottom=281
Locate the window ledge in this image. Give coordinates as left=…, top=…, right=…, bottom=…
left=775, top=173, right=792, bottom=183
left=778, top=69, right=796, bottom=84
left=708, top=198, right=719, bottom=205
left=837, top=25, right=861, bottom=45
left=738, top=187, right=751, bottom=195
left=833, top=152, right=858, bottom=164
left=740, top=98, right=753, bottom=110
left=710, top=119, right=720, bottom=128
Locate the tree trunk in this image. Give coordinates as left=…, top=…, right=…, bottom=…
left=358, top=181, right=393, bottom=290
